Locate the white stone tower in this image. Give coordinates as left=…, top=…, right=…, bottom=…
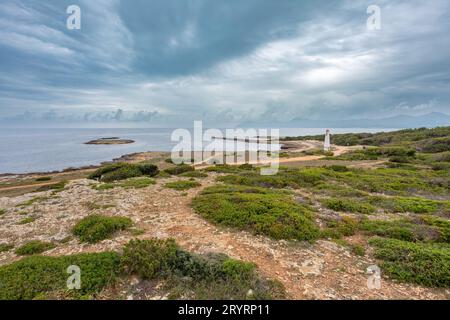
left=324, top=129, right=331, bottom=152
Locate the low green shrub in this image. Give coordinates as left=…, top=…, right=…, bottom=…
left=350, top=244, right=366, bottom=256
left=0, top=243, right=14, bottom=253
left=35, top=176, right=52, bottom=182
left=361, top=219, right=441, bottom=243
left=163, top=164, right=195, bottom=175
left=369, top=237, right=450, bottom=287
left=119, top=177, right=156, bottom=189
left=320, top=216, right=359, bottom=239
left=417, top=137, right=450, bottom=153
left=72, top=215, right=132, bottom=243
left=389, top=156, right=410, bottom=163
left=432, top=152, right=450, bottom=162
left=329, top=165, right=349, bottom=172
left=35, top=180, right=67, bottom=192
left=120, top=239, right=178, bottom=279
left=18, top=217, right=36, bottom=225
left=88, top=163, right=127, bottom=179
left=192, top=186, right=319, bottom=241
left=323, top=198, right=375, bottom=214
left=164, top=180, right=201, bottom=190
left=136, top=163, right=159, bottom=176
left=421, top=216, right=450, bottom=243
left=0, top=252, right=120, bottom=299
left=100, top=165, right=143, bottom=182
left=88, top=163, right=159, bottom=182
left=0, top=209, right=5, bottom=215
left=370, top=196, right=443, bottom=214
left=431, top=163, right=450, bottom=171
left=15, top=241, right=56, bottom=256
left=204, top=164, right=256, bottom=174
left=179, top=171, right=208, bottom=178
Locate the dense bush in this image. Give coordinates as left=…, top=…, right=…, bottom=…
left=204, top=164, right=256, bottom=174
left=15, top=241, right=56, bottom=256
left=35, top=176, right=52, bottom=182
left=432, top=152, right=450, bottom=162
left=416, top=137, right=450, bottom=153
left=323, top=198, right=375, bottom=214
left=361, top=219, right=442, bottom=243
left=119, top=177, right=156, bottom=189
left=35, top=180, right=67, bottom=192
left=192, top=185, right=319, bottom=241
left=100, top=165, right=144, bottom=182
left=369, top=237, right=450, bottom=287
left=120, top=239, right=178, bottom=279
left=179, top=171, right=208, bottom=178
left=72, top=215, right=132, bottom=243
left=328, top=165, right=349, bottom=172
left=320, top=216, right=359, bottom=239
left=88, top=163, right=159, bottom=182
left=369, top=196, right=444, bottom=214
left=0, top=243, right=14, bottom=253
left=164, top=180, right=201, bottom=190
left=389, top=156, right=410, bottom=163
left=137, top=163, right=159, bottom=176
left=0, top=252, right=120, bottom=299
left=163, top=164, right=195, bottom=175
left=0, top=209, right=5, bottom=215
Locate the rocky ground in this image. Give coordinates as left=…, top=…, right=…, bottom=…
left=1, top=173, right=448, bottom=300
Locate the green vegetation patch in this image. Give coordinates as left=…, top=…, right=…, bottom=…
left=119, top=177, right=156, bottom=189
left=369, top=237, right=450, bottom=287
left=72, top=215, right=132, bottom=243
left=192, top=185, right=319, bottom=241
left=0, top=209, right=5, bottom=215
left=120, top=239, right=284, bottom=300
left=320, top=216, right=359, bottom=239
left=322, top=198, right=376, bottom=214
left=0, top=243, right=14, bottom=253
left=88, top=163, right=159, bottom=182
left=35, top=176, right=52, bottom=182
left=163, top=164, right=195, bottom=175
left=16, top=196, right=50, bottom=207
left=18, top=217, right=36, bottom=225
left=15, top=241, right=56, bottom=256
left=34, top=180, right=67, bottom=192
left=361, top=219, right=442, bottom=243
left=218, top=167, right=325, bottom=190
left=179, top=171, right=208, bottom=178
left=0, top=252, right=120, bottom=299
left=368, top=196, right=447, bottom=214
left=204, top=164, right=257, bottom=174
left=164, top=180, right=201, bottom=191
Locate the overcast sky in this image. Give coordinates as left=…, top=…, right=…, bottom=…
left=0, top=0, right=449, bottom=125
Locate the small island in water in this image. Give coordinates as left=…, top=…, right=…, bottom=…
left=84, top=137, right=135, bottom=145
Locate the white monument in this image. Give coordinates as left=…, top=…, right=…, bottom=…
left=324, top=129, right=331, bottom=152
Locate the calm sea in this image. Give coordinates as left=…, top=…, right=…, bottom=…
left=0, top=127, right=393, bottom=174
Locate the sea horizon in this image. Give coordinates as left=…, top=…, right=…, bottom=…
left=0, top=127, right=397, bottom=174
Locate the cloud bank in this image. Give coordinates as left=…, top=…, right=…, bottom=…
left=0, top=0, right=449, bottom=126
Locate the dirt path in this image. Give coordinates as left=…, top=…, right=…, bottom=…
left=0, top=181, right=57, bottom=192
